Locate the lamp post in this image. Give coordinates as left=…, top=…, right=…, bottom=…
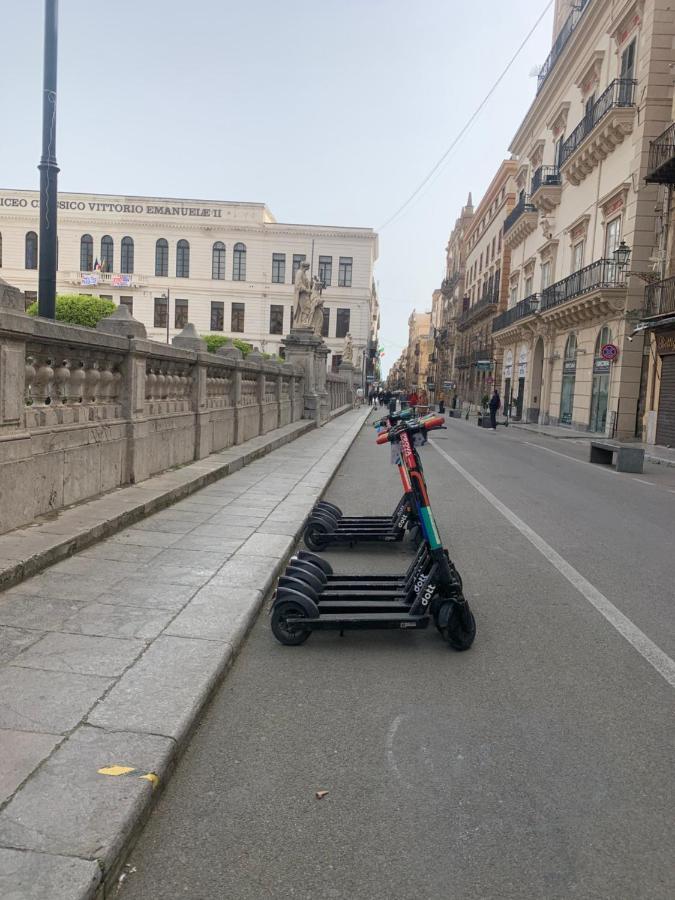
left=38, top=0, right=59, bottom=319
left=161, top=290, right=170, bottom=344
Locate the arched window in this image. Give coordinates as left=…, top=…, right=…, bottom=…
left=564, top=333, right=577, bottom=359
left=176, top=239, right=190, bottom=278
left=100, top=235, right=113, bottom=273
left=595, top=325, right=611, bottom=354
left=155, top=238, right=169, bottom=277
left=560, top=333, right=578, bottom=424
left=80, top=234, right=93, bottom=272
left=25, top=232, right=38, bottom=270
left=120, top=236, right=134, bottom=274
left=212, top=241, right=226, bottom=280
left=233, top=242, right=246, bottom=281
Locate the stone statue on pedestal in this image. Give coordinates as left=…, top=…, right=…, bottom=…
left=342, top=333, right=354, bottom=363
left=310, top=275, right=325, bottom=338
left=293, top=262, right=313, bottom=327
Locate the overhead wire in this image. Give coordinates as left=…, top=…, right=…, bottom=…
left=377, top=0, right=555, bottom=233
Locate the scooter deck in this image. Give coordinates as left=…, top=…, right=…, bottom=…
left=287, top=612, right=430, bottom=630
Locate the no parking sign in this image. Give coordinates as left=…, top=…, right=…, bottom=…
left=601, top=343, right=618, bottom=362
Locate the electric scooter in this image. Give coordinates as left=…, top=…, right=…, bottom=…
left=271, top=416, right=476, bottom=650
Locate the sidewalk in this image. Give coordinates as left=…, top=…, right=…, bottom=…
left=507, top=421, right=675, bottom=467
left=0, top=406, right=370, bottom=900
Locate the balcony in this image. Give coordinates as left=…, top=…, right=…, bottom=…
left=441, top=271, right=461, bottom=297
left=70, top=271, right=148, bottom=289
left=503, top=194, right=538, bottom=250
left=492, top=294, right=540, bottom=335
left=644, top=276, right=675, bottom=318
left=530, top=166, right=562, bottom=213
left=537, top=0, right=590, bottom=94
left=455, top=354, right=471, bottom=369
left=560, top=79, right=637, bottom=185
left=456, top=292, right=499, bottom=331
left=539, top=258, right=627, bottom=327
left=645, top=123, right=675, bottom=185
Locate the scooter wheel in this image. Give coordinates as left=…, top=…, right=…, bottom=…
left=315, top=501, right=342, bottom=518
left=271, top=601, right=311, bottom=646
left=437, top=599, right=476, bottom=651
left=304, top=521, right=330, bottom=552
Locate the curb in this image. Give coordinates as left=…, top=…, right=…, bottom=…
left=0, top=420, right=316, bottom=594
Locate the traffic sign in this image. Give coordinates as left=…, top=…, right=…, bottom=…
left=601, top=343, right=618, bottom=361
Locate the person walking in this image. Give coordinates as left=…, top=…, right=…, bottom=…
left=489, top=389, right=501, bottom=431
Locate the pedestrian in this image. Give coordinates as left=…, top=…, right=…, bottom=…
left=408, top=390, right=419, bottom=414
left=489, top=388, right=501, bottom=430
left=379, top=390, right=385, bottom=407
left=388, top=394, right=396, bottom=416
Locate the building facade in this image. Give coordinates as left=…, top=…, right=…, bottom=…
left=405, top=310, right=432, bottom=396
left=491, top=0, right=675, bottom=439
left=456, top=161, right=517, bottom=408
left=0, top=189, right=379, bottom=372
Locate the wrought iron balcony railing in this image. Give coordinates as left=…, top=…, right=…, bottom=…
left=540, top=259, right=626, bottom=312
left=537, top=0, right=590, bottom=93
left=457, top=291, right=499, bottom=329
left=492, top=294, right=540, bottom=332
left=503, top=194, right=537, bottom=235
left=645, top=123, right=675, bottom=185
left=560, top=79, right=636, bottom=167
left=644, top=275, right=675, bottom=318
left=531, top=166, right=561, bottom=194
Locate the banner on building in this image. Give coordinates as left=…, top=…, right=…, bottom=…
left=112, top=274, right=132, bottom=287
left=81, top=273, right=99, bottom=286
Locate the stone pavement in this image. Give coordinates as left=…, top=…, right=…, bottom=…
left=0, top=406, right=369, bottom=900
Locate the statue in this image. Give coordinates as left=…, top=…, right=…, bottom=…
left=293, top=262, right=313, bottom=327
left=342, top=333, right=354, bottom=364
left=310, top=275, right=325, bottom=337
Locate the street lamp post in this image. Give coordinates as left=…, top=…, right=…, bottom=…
left=38, top=0, right=59, bottom=319
left=162, top=290, right=171, bottom=344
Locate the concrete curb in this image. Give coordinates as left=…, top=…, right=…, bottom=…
left=0, top=419, right=316, bottom=593
left=0, top=407, right=371, bottom=900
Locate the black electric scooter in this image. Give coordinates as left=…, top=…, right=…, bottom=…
left=271, top=416, right=476, bottom=650
left=302, top=410, right=432, bottom=552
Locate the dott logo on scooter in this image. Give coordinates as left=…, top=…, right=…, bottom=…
left=420, top=583, right=436, bottom=606
left=397, top=513, right=409, bottom=529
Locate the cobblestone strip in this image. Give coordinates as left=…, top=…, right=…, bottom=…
left=0, top=406, right=369, bottom=900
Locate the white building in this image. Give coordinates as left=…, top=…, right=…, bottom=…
left=0, top=189, right=379, bottom=369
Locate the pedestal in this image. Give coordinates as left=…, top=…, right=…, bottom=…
left=315, top=344, right=330, bottom=423
left=282, top=327, right=323, bottom=423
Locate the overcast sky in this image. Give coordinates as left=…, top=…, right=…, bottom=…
left=2, top=0, right=554, bottom=375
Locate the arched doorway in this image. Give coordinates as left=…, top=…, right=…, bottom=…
left=590, top=325, right=612, bottom=433
left=529, top=338, right=544, bottom=423
left=503, top=350, right=514, bottom=417
left=559, top=333, right=577, bottom=425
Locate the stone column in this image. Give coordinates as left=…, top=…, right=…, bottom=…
left=282, top=326, right=323, bottom=423
left=172, top=324, right=209, bottom=460
left=338, top=360, right=355, bottom=408
left=315, top=344, right=330, bottom=423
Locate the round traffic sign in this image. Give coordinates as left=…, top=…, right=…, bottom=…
left=601, top=343, right=618, bottom=361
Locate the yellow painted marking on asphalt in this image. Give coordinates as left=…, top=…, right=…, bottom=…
left=140, top=772, right=160, bottom=787
left=98, top=765, right=136, bottom=777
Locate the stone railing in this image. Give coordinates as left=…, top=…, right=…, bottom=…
left=327, top=372, right=352, bottom=411
left=0, top=305, right=309, bottom=534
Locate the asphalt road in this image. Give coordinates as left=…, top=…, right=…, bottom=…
left=120, top=412, right=675, bottom=900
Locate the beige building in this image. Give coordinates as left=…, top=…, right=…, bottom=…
left=456, top=160, right=518, bottom=408
left=491, top=0, right=675, bottom=438
left=0, top=189, right=379, bottom=372
left=405, top=310, right=433, bottom=396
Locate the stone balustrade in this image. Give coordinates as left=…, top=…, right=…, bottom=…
left=0, top=306, right=312, bottom=534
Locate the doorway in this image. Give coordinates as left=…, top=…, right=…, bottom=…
left=559, top=334, right=577, bottom=425
left=529, top=338, right=544, bottom=423
left=514, top=377, right=525, bottom=420
left=590, top=326, right=611, bottom=433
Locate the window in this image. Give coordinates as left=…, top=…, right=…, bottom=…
left=318, top=255, right=332, bottom=287
left=210, top=301, right=224, bottom=331
left=272, top=253, right=286, bottom=284
left=269, top=304, right=284, bottom=334
left=331, top=354, right=342, bottom=373
left=154, top=296, right=168, bottom=328
left=524, top=275, right=533, bottom=297
left=25, top=231, right=38, bottom=269
left=101, top=235, right=113, bottom=272
left=619, top=39, right=636, bottom=102
left=321, top=308, right=330, bottom=337
left=510, top=285, right=518, bottom=306
left=572, top=240, right=585, bottom=272
left=120, top=296, right=133, bottom=314
left=155, top=239, right=168, bottom=277
left=498, top=230, right=502, bottom=252
left=541, top=261, right=551, bottom=290
left=176, top=240, right=190, bottom=278
left=233, top=243, right=246, bottom=281
left=604, top=217, right=621, bottom=259
left=212, top=242, right=226, bottom=280
left=336, top=308, right=350, bottom=338
left=479, top=253, right=483, bottom=272
left=80, top=234, right=93, bottom=271
left=25, top=290, right=37, bottom=310
left=338, top=257, right=353, bottom=287
left=121, top=237, right=134, bottom=274
left=99, top=295, right=112, bottom=300
left=292, top=254, right=306, bottom=282
left=175, top=298, right=188, bottom=329
left=231, top=302, right=245, bottom=332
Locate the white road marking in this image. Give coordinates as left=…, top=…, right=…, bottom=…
left=430, top=439, right=675, bottom=690
left=385, top=715, right=407, bottom=785
left=523, top=441, right=595, bottom=468
left=632, top=478, right=656, bottom=486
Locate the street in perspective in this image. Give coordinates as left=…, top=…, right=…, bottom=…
left=1, top=1, right=675, bottom=898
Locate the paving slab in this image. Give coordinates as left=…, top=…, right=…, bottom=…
left=61, top=603, right=175, bottom=642
left=87, top=636, right=232, bottom=741
left=237, top=532, right=295, bottom=558
left=0, top=730, right=62, bottom=804
left=11, top=633, right=145, bottom=677
left=0, top=627, right=44, bottom=665
left=98, top=579, right=200, bottom=611
left=165, top=587, right=264, bottom=646
left=0, top=848, right=101, bottom=900
left=0, top=667, right=112, bottom=733
left=0, top=596, right=86, bottom=631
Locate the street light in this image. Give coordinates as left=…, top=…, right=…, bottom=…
left=38, top=0, right=59, bottom=319
left=160, top=290, right=170, bottom=344
left=613, top=240, right=632, bottom=270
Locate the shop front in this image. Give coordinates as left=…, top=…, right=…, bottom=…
left=655, top=329, right=675, bottom=446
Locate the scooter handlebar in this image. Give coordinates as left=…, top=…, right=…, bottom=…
left=423, top=415, right=446, bottom=431
left=376, top=431, right=391, bottom=445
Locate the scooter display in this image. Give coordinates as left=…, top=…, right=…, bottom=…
left=301, top=411, right=434, bottom=552
left=271, top=416, right=476, bottom=650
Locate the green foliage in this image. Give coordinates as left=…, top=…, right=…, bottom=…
left=203, top=334, right=254, bottom=357
left=481, top=393, right=489, bottom=410
left=27, top=294, right=116, bottom=328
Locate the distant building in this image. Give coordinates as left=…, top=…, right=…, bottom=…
left=0, top=189, right=379, bottom=371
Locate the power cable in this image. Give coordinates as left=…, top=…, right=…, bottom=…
left=377, top=0, right=554, bottom=232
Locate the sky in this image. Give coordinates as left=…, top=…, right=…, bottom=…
left=2, top=0, right=554, bottom=376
